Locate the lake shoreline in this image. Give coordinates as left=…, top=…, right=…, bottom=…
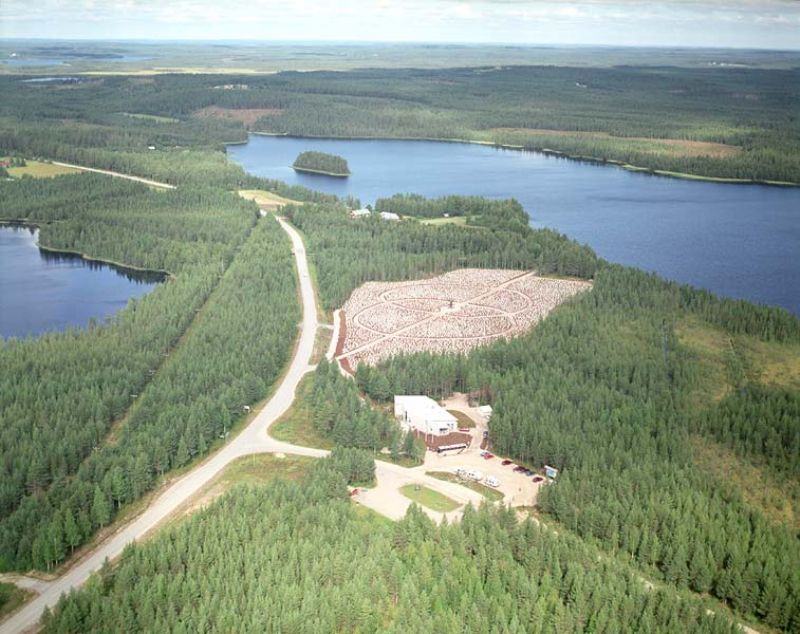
left=291, top=165, right=350, bottom=178
left=0, top=219, right=171, bottom=280
left=250, top=131, right=800, bottom=188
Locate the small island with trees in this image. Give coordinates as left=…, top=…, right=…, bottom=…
left=292, top=151, right=350, bottom=177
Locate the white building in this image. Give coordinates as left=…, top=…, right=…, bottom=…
left=478, top=405, right=493, bottom=420
left=394, top=395, right=457, bottom=436
left=379, top=211, right=400, bottom=221
left=351, top=208, right=371, bottom=218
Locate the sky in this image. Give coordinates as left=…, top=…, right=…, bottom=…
left=1, top=0, right=799, bottom=49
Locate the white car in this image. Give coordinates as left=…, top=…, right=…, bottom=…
left=485, top=476, right=500, bottom=488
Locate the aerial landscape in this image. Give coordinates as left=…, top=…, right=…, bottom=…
left=0, top=0, right=799, bottom=632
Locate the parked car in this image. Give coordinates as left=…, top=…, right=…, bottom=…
left=459, top=427, right=471, bottom=433
left=513, top=466, right=526, bottom=473
left=523, top=469, right=534, bottom=476
left=532, top=475, right=545, bottom=483
left=485, top=476, right=500, bottom=488
left=501, top=459, right=513, bottom=466
left=482, top=452, right=494, bottom=460
left=467, top=469, right=484, bottom=481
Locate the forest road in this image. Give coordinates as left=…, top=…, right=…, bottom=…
left=0, top=217, right=320, bottom=634
left=0, top=215, right=483, bottom=633
left=50, top=161, right=176, bottom=190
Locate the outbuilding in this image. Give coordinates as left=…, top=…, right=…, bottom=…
left=351, top=208, right=371, bottom=218
left=379, top=211, right=400, bottom=221
left=394, top=395, right=457, bottom=436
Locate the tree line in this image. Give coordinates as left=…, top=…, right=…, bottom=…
left=285, top=200, right=599, bottom=310
left=41, top=453, right=742, bottom=634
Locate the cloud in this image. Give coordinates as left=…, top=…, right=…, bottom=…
left=1, top=0, right=799, bottom=47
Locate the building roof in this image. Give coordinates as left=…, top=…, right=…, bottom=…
left=395, top=395, right=457, bottom=421
left=351, top=208, right=371, bottom=216
left=379, top=211, right=400, bottom=221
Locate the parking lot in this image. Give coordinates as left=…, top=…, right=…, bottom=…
left=417, top=394, right=548, bottom=508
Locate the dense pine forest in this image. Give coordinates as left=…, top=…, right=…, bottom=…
left=41, top=454, right=742, bottom=634
left=1, top=64, right=799, bottom=183
left=0, top=174, right=300, bottom=571
left=286, top=198, right=800, bottom=631
left=1, top=63, right=798, bottom=634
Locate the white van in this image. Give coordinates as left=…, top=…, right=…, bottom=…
left=485, top=476, right=500, bottom=488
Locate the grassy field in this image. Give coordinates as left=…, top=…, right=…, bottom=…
left=120, top=112, right=181, bottom=124
left=5, top=160, right=82, bottom=179
left=427, top=471, right=504, bottom=502
left=419, top=216, right=469, bottom=226
left=690, top=436, right=799, bottom=533
left=238, top=189, right=301, bottom=210
left=0, top=582, right=33, bottom=621
left=312, top=326, right=333, bottom=365
left=270, top=375, right=335, bottom=450
left=446, top=409, right=475, bottom=428
left=677, top=316, right=800, bottom=532
left=399, top=484, right=460, bottom=512
left=213, top=453, right=314, bottom=488
left=676, top=316, right=800, bottom=407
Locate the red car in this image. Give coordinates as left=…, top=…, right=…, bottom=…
left=532, top=475, right=545, bottom=483
left=482, top=452, right=494, bottom=460
left=501, top=459, right=513, bottom=466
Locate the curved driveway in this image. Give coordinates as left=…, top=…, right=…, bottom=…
left=0, top=217, right=482, bottom=633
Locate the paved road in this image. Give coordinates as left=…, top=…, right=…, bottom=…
left=0, top=216, right=483, bottom=633
left=51, top=161, right=176, bottom=190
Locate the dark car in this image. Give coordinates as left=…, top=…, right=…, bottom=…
left=513, top=466, right=526, bottom=473
left=501, top=459, right=513, bottom=466
left=483, top=452, right=494, bottom=460
left=532, top=475, right=545, bottom=483
left=523, top=469, right=534, bottom=476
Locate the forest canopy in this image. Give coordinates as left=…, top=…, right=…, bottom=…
left=292, top=150, right=350, bottom=176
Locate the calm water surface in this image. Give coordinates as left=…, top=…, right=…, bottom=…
left=0, top=225, right=162, bottom=339
left=229, top=136, right=800, bottom=315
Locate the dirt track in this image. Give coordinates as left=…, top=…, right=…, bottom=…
left=51, top=161, right=176, bottom=189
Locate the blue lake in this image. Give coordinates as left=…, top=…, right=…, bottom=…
left=228, top=136, right=800, bottom=315
left=0, top=225, right=162, bottom=339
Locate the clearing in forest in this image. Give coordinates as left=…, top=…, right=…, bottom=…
left=4, top=160, right=82, bottom=179
left=238, top=189, right=301, bottom=211
left=337, top=268, right=591, bottom=368
left=192, top=106, right=284, bottom=126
